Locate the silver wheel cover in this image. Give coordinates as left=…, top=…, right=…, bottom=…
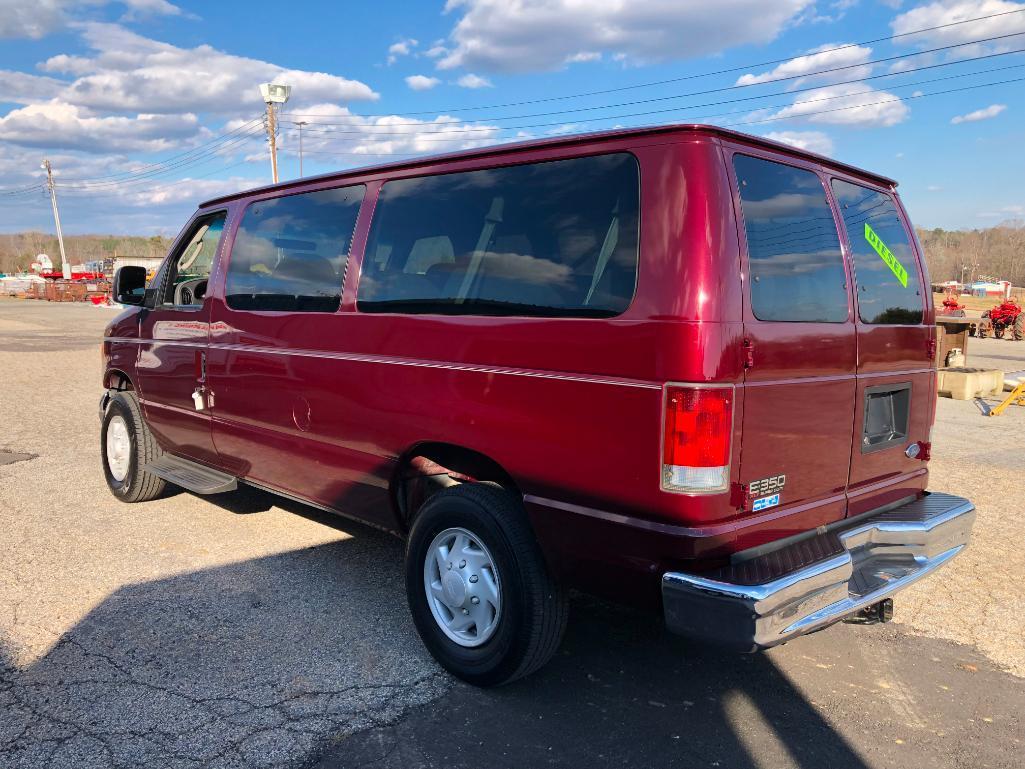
left=424, top=526, right=502, bottom=647
left=106, top=415, right=131, bottom=483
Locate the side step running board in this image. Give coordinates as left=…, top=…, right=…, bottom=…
left=144, top=454, right=237, bottom=495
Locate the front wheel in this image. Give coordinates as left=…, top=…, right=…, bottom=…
left=101, top=391, right=166, bottom=503
left=405, top=483, right=568, bottom=686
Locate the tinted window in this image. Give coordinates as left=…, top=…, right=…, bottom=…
left=734, top=155, right=848, bottom=322
left=226, top=185, right=364, bottom=312
left=357, top=154, right=639, bottom=317
left=162, top=212, right=226, bottom=307
left=831, top=179, right=923, bottom=325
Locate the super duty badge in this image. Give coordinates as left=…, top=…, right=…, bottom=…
left=749, top=475, right=786, bottom=497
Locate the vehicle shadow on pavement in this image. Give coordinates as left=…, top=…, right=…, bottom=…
left=0, top=516, right=448, bottom=769
left=312, top=591, right=874, bottom=769
left=0, top=503, right=873, bottom=769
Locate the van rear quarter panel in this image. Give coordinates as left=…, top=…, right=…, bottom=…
left=202, top=135, right=748, bottom=583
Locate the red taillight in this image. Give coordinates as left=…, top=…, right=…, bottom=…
left=662, top=386, right=733, bottom=493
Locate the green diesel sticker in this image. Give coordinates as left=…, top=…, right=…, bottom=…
left=864, top=223, right=908, bottom=287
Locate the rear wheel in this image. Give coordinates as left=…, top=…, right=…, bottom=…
left=101, top=391, right=166, bottom=503
left=1014, top=313, right=1023, bottom=341
left=405, top=483, right=568, bottom=686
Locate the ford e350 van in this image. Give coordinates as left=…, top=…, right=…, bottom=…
left=101, top=124, right=974, bottom=686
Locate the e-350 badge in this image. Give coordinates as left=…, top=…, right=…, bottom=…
left=749, top=474, right=786, bottom=511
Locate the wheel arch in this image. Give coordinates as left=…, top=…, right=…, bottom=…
left=391, top=441, right=522, bottom=531
left=104, top=369, right=135, bottom=391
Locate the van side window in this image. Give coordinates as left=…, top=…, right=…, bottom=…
left=225, top=185, right=365, bottom=313
left=733, top=155, right=848, bottom=323
left=161, top=212, right=226, bottom=307
left=831, top=180, right=923, bottom=325
left=357, top=153, right=639, bottom=317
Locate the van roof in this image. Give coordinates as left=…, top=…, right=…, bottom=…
left=200, top=123, right=897, bottom=207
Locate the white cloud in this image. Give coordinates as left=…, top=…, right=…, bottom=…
left=436, top=0, right=813, bottom=72
left=735, top=43, right=873, bottom=87
left=44, top=23, right=377, bottom=117
left=275, top=103, right=502, bottom=160
left=763, top=130, right=835, bottom=155
left=950, top=103, right=1007, bottom=123
left=761, top=84, right=910, bottom=127
left=0, top=69, right=67, bottom=103
left=927, top=184, right=943, bottom=191
left=405, top=74, right=441, bottom=91
left=891, top=1, right=1025, bottom=57
left=0, top=0, right=183, bottom=39
left=387, top=38, right=418, bottom=65
left=456, top=73, right=493, bottom=88
left=0, top=100, right=207, bottom=152
left=565, top=51, right=601, bottom=64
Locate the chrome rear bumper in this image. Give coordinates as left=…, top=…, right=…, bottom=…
left=662, top=492, right=974, bottom=651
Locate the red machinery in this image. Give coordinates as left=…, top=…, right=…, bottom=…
left=977, top=299, right=1023, bottom=340
left=940, top=289, right=966, bottom=317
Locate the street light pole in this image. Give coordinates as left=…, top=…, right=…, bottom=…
left=294, top=121, right=308, bottom=177
left=259, top=83, right=291, bottom=185
left=40, top=159, right=70, bottom=279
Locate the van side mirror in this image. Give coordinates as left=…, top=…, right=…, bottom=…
left=113, top=266, right=147, bottom=306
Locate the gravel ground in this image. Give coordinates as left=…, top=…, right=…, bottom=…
left=895, top=336, right=1025, bottom=677
left=1, top=299, right=1022, bottom=768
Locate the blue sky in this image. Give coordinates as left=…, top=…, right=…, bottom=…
left=0, top=0, right=1022, bottom=236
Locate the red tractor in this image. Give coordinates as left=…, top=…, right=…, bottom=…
left=976, top=298, right=1023, bottom=340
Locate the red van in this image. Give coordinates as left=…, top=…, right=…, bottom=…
left=101, top=124, right=974, bottom=686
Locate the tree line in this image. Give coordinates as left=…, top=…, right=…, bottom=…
left=0, top=232, right=173, bottom=274
left=917, top=224, right=1025, bottom=287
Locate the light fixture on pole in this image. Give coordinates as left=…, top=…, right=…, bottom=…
left=40, top=159, right=70, bottom=279
left=259, top=83, right=291, bottom=184
left=294, top=121, right=308, bottom=177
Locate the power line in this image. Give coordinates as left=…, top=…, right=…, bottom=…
left=281, top=32, right=1025, bottom=134
left=55, top=117, right=265, bottom=184
left=282, top=7, right=1025, bottom=118
left=285, top=53, right=1025, bottom=143
left=279, top=74, right=1025, bottom=159
left=57, top=159, right=259, bottom=202
left=55, top=127, right=266, bottom=191
left=0, top=119, right=265, bottom=197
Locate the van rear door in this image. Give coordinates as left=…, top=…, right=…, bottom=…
left=829, top=178, right=933, bottom=516
left=728, top=149, right=857, bottom=545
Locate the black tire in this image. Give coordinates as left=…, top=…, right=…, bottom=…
left=405, top=483, right=568, bottom=687
left=101, top=391, right=166, bottom=503
left=1014, top=313, right=1024, bottom=341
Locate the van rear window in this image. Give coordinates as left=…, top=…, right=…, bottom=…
left=733, top=155, right=849, bottom=323
left=357, top=153, right=639, bottom=317
left=225, top=185, right=364, bottom=313
left=831, top=180, right=923, bottom=325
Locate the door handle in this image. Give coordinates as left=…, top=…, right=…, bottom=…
left=192, top=386, right=206, bottom=411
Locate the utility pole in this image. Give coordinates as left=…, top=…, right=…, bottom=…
left=265, top=100, right=279, bottom=184
left=40, top=159, right=70, bottom=279
left=259, top=83, right=291, bottom=184
left=294, top=121, right=308, bottom=177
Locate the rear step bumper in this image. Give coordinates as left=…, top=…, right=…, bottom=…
left=661, top=492, right=974, bottom=651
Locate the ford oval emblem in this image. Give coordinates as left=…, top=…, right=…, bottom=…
left=905, top=443, right=921, bottom=459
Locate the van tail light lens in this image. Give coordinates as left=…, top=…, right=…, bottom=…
left=662, top=386, right=733, bottom=493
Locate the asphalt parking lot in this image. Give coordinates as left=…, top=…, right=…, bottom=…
left=1, top=299, right=1022, bottom=769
